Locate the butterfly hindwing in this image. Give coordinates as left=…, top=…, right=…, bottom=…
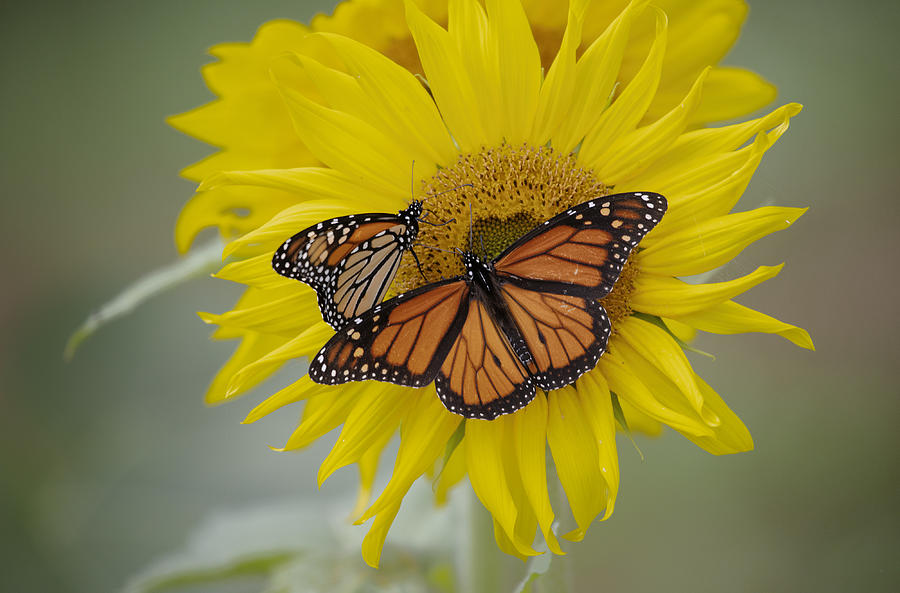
left=327, top=228, right=406, bottom=327
left=435, top=295, right=534, bottom=420
left=494, top=192, right=667, bottom=298
left=498, top=280, right=611, bottom=391
left=308, top=279, right=470, bottom=387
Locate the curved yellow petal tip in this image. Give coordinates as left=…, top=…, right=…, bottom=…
left=795, top=329, right=815, bottom=351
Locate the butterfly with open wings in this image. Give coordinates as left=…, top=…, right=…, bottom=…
left=308, top=192, right=667, bottom=420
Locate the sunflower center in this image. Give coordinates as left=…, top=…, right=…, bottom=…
left=392, top=144, right=638, bottom=328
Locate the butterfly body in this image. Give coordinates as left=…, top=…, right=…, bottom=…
left=309, top=192, right=667, bottom=420
left=272, top=201, right=424, bottom=330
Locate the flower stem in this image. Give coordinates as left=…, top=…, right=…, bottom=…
left=458, top=486, right=500, bottom=593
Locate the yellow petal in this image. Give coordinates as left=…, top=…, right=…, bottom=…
left=599, top=347, right=713, bottom=437
left=351, top=445, right=383, bottom=521
left=672, top=300, right=814, bottom=350
left=613, top=335, right=720, bottom=430
left=648, top=102, right=802, bottom=174
left=204, top=331, right=285, bottom=404
left=484, top=0, right=541, bottom=143
left=275, top=76, right=412, bottom=196
left=680, top=372, right=753, bottom=455
left=312, top=0, right=420, bottom=43
left=317, top=383, right=403, bottom=487
left=689, top=66, right=777, bottom=125
left=594, top=67, right=708, bottom=183
left=554, top=0, right=648, bottom=154
left=631, top=264, right=784, bottom=318
left=466, top=417, right=537, bottom=557
left=167, top=20, right=314, bottom=182
left=215, top=254, right=294, bottom=290
left=575, top=372, right=619, bottom=519
left=579, top=8, right=667, bottom=168
left=243, top=375, right=330, bottom=424
left=358, top=389, right=461, bottom=521
left=406, top=0, right=486, bottom=151
left=448, top=0, right=499, bottom=144
left=617, top=316, right=704, bottom=414
left=199, top=166, right=403, bottom=212
left=618, top=395, right=663, bottom=436
left=634, top=132, right=778, bottom=240
left=279, top=385, right=363, bottom=451
left=225, top=321, right=332, bottom=398
left=498, top=426, right=540, bottom=561
left=546, top=386, right=609, bottom=542
left=529, top=4, right=581, bottom=146
left=639, top=0, right=749, bottom=121
left=175, top=184, right=300, bottom=254
left=627, top=107, right=795, bottom=213
left=662, top=317, right=697, bottom=344
left=640, top=207, right=807, bottom=277
left=199, top=287, right=317, bottom=336
left=361, top=499, right=401, bottom=569
left=314, top=32, right=458, bottom=167
left=222, top=200, right=356, bottom=260
left=511, top=392, right=563, bottom=554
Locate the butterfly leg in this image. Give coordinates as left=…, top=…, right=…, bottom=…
left=409, top=247, right=429, bottom=282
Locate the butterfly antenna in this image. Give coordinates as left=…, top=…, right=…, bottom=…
left=420, top=183, right=474, bottom=203
left=418, top=243, right=458, bottom=255
left=479, top=233, right=487, bottom=259
left=468, top=203, right=474, bottom=252
left=409, top=160, right=416, bottom=201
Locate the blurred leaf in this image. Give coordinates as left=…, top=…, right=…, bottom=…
left=123, top=501, right=334, bottom=593
left=266, top=551, right=442, bottom=593
left=125, top=486, right=456, bottom=593
left=65, top=239, right=223, bottom=361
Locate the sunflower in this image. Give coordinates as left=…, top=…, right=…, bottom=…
left=174, top=0, right=812, bottom=568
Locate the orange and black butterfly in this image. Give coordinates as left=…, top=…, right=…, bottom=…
left=309, top=192, right=667, bottom=419
left=272, top=201, right=428, bottom=330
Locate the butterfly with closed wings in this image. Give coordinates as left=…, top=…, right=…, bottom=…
left=308, top=192, right=667, bottom=420
left=272, top=201, right=430, bottom=330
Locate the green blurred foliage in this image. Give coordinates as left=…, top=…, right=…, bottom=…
left=0, top=0, right=897, bottom=592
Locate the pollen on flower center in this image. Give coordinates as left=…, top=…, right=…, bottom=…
left=391, top=144, right=638, bottom=328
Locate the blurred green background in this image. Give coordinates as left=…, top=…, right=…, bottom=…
left=1, top=0, right=897, bottom=591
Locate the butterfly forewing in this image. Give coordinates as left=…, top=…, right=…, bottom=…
left=435, top=297, right=535, bottom=420
left=272, top=211, right=418, bottom=329
left=308, top=280, right=470, bottom=387
left=494, top=192, right=667, bottom=298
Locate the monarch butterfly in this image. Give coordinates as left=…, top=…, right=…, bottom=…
left=272, top=201, right=428, bottom=330
left=309, top=192, right=667, bottom=419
